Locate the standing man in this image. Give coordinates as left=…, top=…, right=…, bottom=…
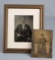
left=15, top=17, right=32, bottom=42
left=38, top=33, right=46, bottom=55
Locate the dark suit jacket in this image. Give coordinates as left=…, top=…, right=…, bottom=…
left=15, top=24, right=32, bottom=42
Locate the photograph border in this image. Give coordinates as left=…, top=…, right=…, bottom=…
left=3, top=4, right=44, bottom=53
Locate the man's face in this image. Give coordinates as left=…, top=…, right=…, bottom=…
left=41, top=36, right=44, bottom=39
left=22, top=18, right=26, bottom=23
left=41, top=33, right=44, bottom=39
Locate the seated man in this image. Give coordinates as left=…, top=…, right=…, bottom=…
left=15, top=17, right=32, bottom=42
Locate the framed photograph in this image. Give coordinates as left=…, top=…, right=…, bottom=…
left=3, top=4, right=44, bottom=53
left=32, top=30, right=53, bottom=58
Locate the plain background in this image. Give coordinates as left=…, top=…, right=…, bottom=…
left=0, top=0, right=55, bottom=60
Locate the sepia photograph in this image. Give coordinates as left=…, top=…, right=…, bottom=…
left=32, top=30, right=53, bottom=58
left=15, top=16, right=33, bottom=42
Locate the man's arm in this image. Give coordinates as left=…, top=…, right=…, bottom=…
left=28, top=25, right=32, bottom=38
left=26, top=25, right=32, bottom=41
left=15, top=25, right=21, bottom=37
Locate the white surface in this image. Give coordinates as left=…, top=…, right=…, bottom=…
left=0, top=52, right=53, bottom=60
left=7, top=9, right=40, bottom=49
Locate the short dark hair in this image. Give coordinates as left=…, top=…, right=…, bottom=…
left=41, top=33, right=44, bottom=36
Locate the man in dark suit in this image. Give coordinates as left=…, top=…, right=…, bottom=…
left=15, top=17, right=32, bottom=42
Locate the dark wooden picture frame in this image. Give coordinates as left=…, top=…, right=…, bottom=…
left=3, top=4, right=44, bottom=53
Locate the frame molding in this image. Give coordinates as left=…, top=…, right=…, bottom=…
left=3, top=4, right=44, bottom=53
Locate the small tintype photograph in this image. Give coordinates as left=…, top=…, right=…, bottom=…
left=14, top=15, right=33, bottom=42
left=32, top=30, right=53, bottom=58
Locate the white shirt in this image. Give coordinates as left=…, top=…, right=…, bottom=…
left=22, top=23, right=25, bottom=30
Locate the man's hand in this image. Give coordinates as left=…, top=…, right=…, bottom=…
left=17, top=33, right=21, bottom=37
